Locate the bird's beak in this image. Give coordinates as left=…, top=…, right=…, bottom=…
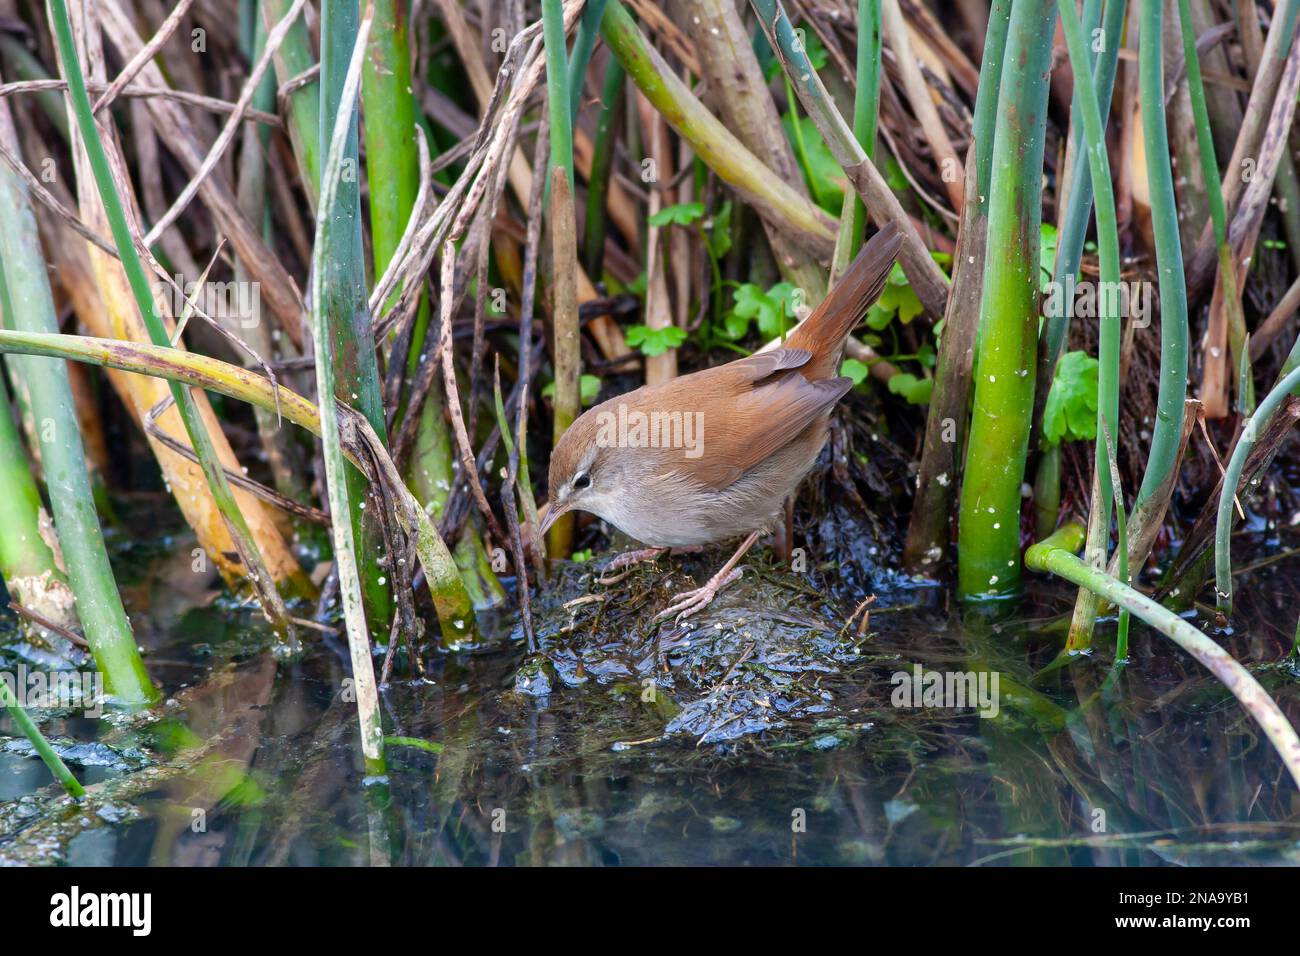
left=538, top=501, right=568, bottom=537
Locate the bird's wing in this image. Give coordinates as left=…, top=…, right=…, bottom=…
left=656, top=372, right=853, bottom=490
left=723, top=347, right=812, bottom=382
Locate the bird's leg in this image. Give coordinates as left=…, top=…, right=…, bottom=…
left=655, top=530, right=762, bottom=623
left=596, top=546, right=667, bottom=584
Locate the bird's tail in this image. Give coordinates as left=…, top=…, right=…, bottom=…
left=784, top=222, right=904, bottom=379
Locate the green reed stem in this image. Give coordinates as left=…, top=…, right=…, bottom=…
left=1135, top=0, right=1189, bottom=501
left=1038, top=0, right=1123, bottom=389
left=263, top=0, right=322, bottom=206
left=1215, top=364, right=1300, bottom=615
left=900, top=0, right=1012, bottom=572
left=0, top=363, right=66, bottom=605
left=322, top=0, right=391, bottom=628
left=543, top=0, right=574, bottom=191
left=583, top=58, right=624, bottom=279
left=956, top=0, right=1056, bottom=599
left=313, top=4, right=385, bottom=775
left=0, top=116, right=153, bottom=705
left=0, top=679, right=84, bottom=798
left=568, top=0, right=609, bottom=121
left=833, top=0, right=880, bottom=265
left=1059, top=0, right=1127, bottom=647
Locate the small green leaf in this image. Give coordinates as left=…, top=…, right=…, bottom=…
left=866, top=263, right=922, bottom=329
left=1042, top=350, right=1099, bottom=446
left=648, top=202, right=705, bottom=227
left=887, top=372, right=933, bottom=405
left=625, top=324, right=687, bottom=357
left=547, top=373, right=603, bottom=406
left=707, top=200, right=733, bottom=258
left=841, top=358, right=870, bottom=385
left=1039, top=222, right=1058, bottom=291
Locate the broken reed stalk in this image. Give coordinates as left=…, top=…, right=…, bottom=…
left=902, top=0, right=1009, bottom=573
left=746, top=0, right=949, bottom=320
left=956, top=0, right=1055, bottom=599
left=321, top=0, right=390, bottom=629
left=600, top=0, right=837, bottom=262
left=0, top=95, right=153, bottom=704
left=1058, top=0, right=1126, bottom=650
left=1215, top=364, right=1300, bottom=615
left=48, top=0, right=295, bottom=645
left=312, top=2, right=384, bottom=775
left=547, top=166, right=582, bottom=558
left=1027, top=523, right=1300, bottom=793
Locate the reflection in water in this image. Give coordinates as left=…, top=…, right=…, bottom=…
left=1, top=506, right=1299, bottom=866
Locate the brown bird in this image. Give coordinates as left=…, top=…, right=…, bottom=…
left=541, top=223, right=903, bottom=621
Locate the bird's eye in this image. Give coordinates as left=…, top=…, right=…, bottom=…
left=573, top=472, right=591, bottom=491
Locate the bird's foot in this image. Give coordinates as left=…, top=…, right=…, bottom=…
left=597, top=547, right=667, bottom=585
left=654, top=567, right=744, bottom=624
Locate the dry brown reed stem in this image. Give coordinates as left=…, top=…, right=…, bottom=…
left=881, top=0, right=963, bottom=214
left=1184, top=0, right=1299, bottom=298
left=432, top=0, right=633, bottom=363
left=637, top=91, right=677, bottom=386
left=1200, top=20, right=1300, bottom=416
left=142, top=0, right=310, bottom=245
left=902, top=147, right=983, bottom=572
left=89, top=0, right=194, bottom=114
left=546, top=165, right=582, bottom=556
left=438, top=243, right=506, bottom=545
left=95, top=0, right=306, bottom=349
left=0, top=78, right=283, bottom=125
left=747, top=0, right=948, bottom=320
left=1249, top=273, right=1300, bottom=361
left=58, top=0, right=307, bottom=592
left=679, top=0, right=826, bottom=302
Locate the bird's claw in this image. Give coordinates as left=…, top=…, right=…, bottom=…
left=654, top=567, right=743, bottom=624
